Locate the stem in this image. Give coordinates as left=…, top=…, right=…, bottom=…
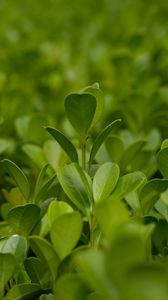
left=89, top=212, right=95, bottom=247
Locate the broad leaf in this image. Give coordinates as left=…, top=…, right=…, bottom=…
left=2, top=159, right=30, bottom=201
left=29, top=236, right=60, bottom=282
left=93, top=162, right=120, bottom=203
left=157, top=147, right=168, bottom=178
left=105, top=135, right=124, bottom=163
left=57, top=163, right=92, bottom=215
left=139, top=179, right=168, bottom=215
left=64, top=93, right=96, bottom=136
left=7, top=204, right=40, bottom=236
left=48, top=200, right=73, bottom=228
left=46, top=127, right=78, bottom=163
left=5, top=283, right=42, bottom=300
left=50, top=212, right=82, bottom=259
left=89, top=119, right=121, bottom=169
left=2, top=234, right=27, bottom=267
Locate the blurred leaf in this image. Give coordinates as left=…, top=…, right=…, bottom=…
left=157, top=147, right=168, bottom=178
left=22, top=144, right=46, bottom=169
left=5, top=283, right=42, bottom=300
left=105, top=135, right=124, bottom=163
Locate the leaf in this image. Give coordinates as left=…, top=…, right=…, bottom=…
left=50, top=212, right=83, bottom=259
left=157, top=147, right=168, bottom=178
left=111, top=171, right=146, bottom=200
left=89, top=119, right=121, bottom=169
left=105, top=135, right=124, bottom=163
left=29, top=236, right=60, bottom=282
left=81, top=83, right=104, bottom=126
left=2, top=159, right=30, bottom=201
left=48, top=200, right=73, bottom=228
left=22, top=144, right=46, bottom=169
left=2, top=234, right=27, bottom=267
left=57, top=163, right=92, bottom=215
left=24, top=257, right=51, bottom=289
left=93, top=162, right=120, bottom=203
left=64, top=93, right=96, bottom=136
left=46, top=127, right=78, bottom=163
left=0, top=253, right=16, bottom=297
left=5, top=283, right=42, bottom=300
left=7, top=204, right=40, bottom=236
left=139, top=179, right=168, bottom=215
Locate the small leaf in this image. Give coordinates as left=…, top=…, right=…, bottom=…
left=5, top=283, right=42, bottom=300
left=7, top=204, right=40, bottom=236
left=93, top=162, right=120, bottom=203
left=46, top=127, right=78, bottom=163
left=0, top=253, right=16, bottom=297
left=48, top=201, right=73, bottom=228
left=2, top=234, right=27, bottom=267
left=157, top=147, right=168, bottom=178
left=50, top=212, right=83, bottom=259
left=29, top=236, right=60, bottom=282
left=140, top=179, right=168, bottom=215
left=64, top=93, right=96, bottom=136
left=2, top=159, right=30, bottom=201
left=57, top=163, right=92, bottom=215
left=89, top=119, right=121, bottom=169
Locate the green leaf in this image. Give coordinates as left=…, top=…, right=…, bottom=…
left=81, top=83, right=104, bottom=126
left=5, top=283, right=42, bottom=300
left=93, top=162, right=120, bottom=203
left=111, top=171, right=146, bottom=200
left=22, top=144, right=46, bottom=169
left=157, top=147, right=168, bottom=178
left=7, top=204, right=40, bottom=236
left=29, top=236, right=60, bottom=282
left=89, top=119, right=121, bottom=169
left=46, top=127, right=78, bottom=163
left=57, top=163, right=92, bottom=215
left=140, top=179, right=168, bottom=215
left=2, top=234, right=27, bottom=267
left=24, top=257, right=51, bottom=289
left=0, top=253, right=16, bottom=297
left=2, top=159, right=30, bottom=201
left=50, top=212, right=83, bottom=259
left=64, top=93, right=96, bottom=136
left=105, top=135, right=124, bottom=163
left=48, top=200, right=73, bottom=228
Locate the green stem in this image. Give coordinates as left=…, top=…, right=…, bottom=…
left=89, top=212, right=95, bottom=247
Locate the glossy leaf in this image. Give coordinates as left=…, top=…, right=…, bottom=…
left=89, top=119, right=121, bottom=169
left=64, top=93, right=96, bottom=136
left=2, top=234, right=27, bottom=267
left=48, top=200, right=73, bottom=228
left=57, top=163, right=92, bottom=215
left=29, top=236, right=60, bottom=282
left=7, top=204, right=40, bottom=236
left=46, top=127, right=78, bottom=163
left=93, top=162, right=120, bottom=203
left=50, top=212, right=83, bottom=259
left=2, top=159, right=30, bottom=201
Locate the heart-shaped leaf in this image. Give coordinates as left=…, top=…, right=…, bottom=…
left=50, top=212, right=83, bottom=259
left=93, top=162, right=120, bottom=203
left=64, top=93, right=96, bottom=136
left=7, top=204, right=40, bottom=236
left=46, top=127, right=78, bottom=163
left=2, top=159, right=30, bottom=201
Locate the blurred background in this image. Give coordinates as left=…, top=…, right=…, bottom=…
left=0, top=0, right=168, bottom=159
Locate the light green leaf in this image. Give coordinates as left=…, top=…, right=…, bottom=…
left=7, top=204, right=40, bottom=236
left=22, top=144, right=46, bottom=169
left=29, top=236, right=60, bottom=282
left=89, top=119, right=121, bottom=169
left=57, top=163, right=92, bottom=215
left=5, top=283, right=42, bottom=300
left=50, top=212, right=82, bottom=259
left=140, top=179, right=168, bottom=215
left=2, top=234, right=27, bottom=267
left=93, top=162, right=120, bottom=203
left=2, top=159, right=30, bottom=201
left=46, top=127, right=78, bottom=163
left=157, top=147, right=168, bottom=178
left=64, top=93, right=96, bottom=136
left=48, top=200, right=73, bottom=228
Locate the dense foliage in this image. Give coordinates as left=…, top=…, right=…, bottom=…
left=0, top=1, right=168, bottom=299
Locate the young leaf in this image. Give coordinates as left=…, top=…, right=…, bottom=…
left=29, top=236, right=60, bottom=282
left=157, top=147, right=168, bottom=179
left=2, top=159, right=30, bottom=201
left=48, top=201, right=73, bottom=228
left=57, top=163, right=92, bottom=215
left=64, top=93, right=96, bottom=136
left=5, top=283, right=42, bottom=300
left=89, top=119, right=121, bottom=169
left=7, top=204, right=40, bottom=236
left=50, top=212, right=83, bottom=259
left=93, top=162, right=120, bottom=203
left=46, top=127, right=78, bottom=163
left=0, top=253, right=16, bottom=297
left=139, top=179, right=168, bottom=215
